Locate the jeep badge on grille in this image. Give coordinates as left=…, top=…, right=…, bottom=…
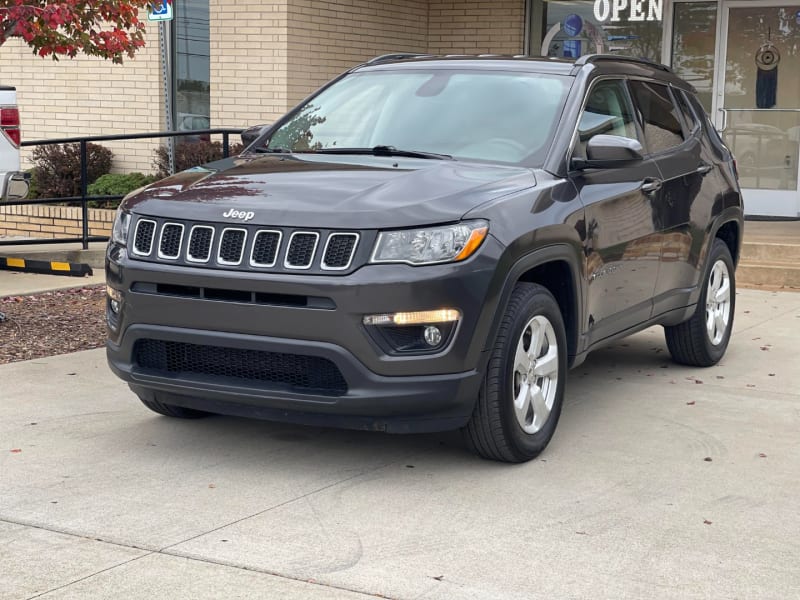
left=222, top=209, right=255, bottom=221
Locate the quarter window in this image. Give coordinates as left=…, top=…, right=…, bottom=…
left=629, top=81, right=686, bottom=153
left=574, top=79, right=640, bottom=159
left=673, top=89, right=699, bottom=134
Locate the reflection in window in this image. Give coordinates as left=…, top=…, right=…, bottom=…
left=543, top=0, right=663, bottom=62
left=630, top=80, right=685, bottom=153
left=174, top=0, right=210, bottom=134
left=670, top=2, right=717, bottom=113
left=575, top=79, right=639, bottom=158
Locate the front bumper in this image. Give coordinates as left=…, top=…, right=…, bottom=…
left=106, top=236, right=505, bottom=432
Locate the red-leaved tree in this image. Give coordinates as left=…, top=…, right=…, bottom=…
left=0, top=0, right=158, bottom=63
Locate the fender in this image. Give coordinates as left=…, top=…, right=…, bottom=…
left=480, top=243, right=585, bottom=367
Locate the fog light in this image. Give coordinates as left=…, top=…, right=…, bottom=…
left=423, top=325, right=442, bottom=346
left=106, top=285, right=122, bottom=315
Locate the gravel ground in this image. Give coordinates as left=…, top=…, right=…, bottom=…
left=0, top=284, right=106, bottom=364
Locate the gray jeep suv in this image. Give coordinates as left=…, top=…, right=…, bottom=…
left=106, top=54, right=743, bottom=462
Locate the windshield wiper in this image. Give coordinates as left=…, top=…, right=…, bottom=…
left=314, top=145, right=453, bottom=160
left=253, top=146, right=292, bottom=154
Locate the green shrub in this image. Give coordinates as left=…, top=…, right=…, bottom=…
left=153, top=139, right=243, bottom=179
left=24, top=168, right=39, bottom=199
left=31, top=142, right=113, bottom=199
left=87, top=172, right=158, bottom=197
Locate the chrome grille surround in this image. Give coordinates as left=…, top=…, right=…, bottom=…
left=132, top=219, right=157, bottom=256
left=321, top=232, right=359, bottom=270
left=249, top=229, right=283, bottom=268
left=157, top=223, right=184, bottom=260
left=284, top=231, right=320, bottom=270
left=127, top=217, right=362, bottom=274
left=217, top=227, right=248, bottom=266
left=187, top=225, right=215, bottom=263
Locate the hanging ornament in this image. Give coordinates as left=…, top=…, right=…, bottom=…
left=755, top=36, right=780, bottom=109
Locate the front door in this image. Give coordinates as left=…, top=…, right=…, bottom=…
left=716, top=2, right=800, bottom=217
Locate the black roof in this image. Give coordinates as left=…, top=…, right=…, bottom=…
left=356, top=53, right=694, bottom=91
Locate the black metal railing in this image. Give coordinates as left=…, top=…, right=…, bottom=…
left=2, top=128, right=243, bottom=250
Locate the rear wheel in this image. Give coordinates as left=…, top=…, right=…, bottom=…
left=463, top=283, right=567, bottom=463
left=664, top=238, right=735, bottom=367
left=137, top=393, right=211, bottom=419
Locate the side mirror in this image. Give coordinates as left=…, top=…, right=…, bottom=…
left=572, top=135, right=644, bottom=170
left=241, top=124, right=269, bottom=147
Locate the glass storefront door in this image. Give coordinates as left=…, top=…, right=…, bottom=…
left=717, top=2, right=800, bottom=217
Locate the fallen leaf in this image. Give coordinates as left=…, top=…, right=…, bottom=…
left=208, top=484, right=216, bottom=489
left=694, top=379, right=704, bottom=384
left=746, top=384, right=756, bottom=388
left=703, top=519, right=712, bottom=525
left=406, top=465, right=415, bottom=469
left=686, top=401, right=696, bottom=405
left=575, top=531, right=588, bottom=535
left=10, top=448, right=21, bottom=453
left=716, top=375, right=724, bottom=379
left=759, top=453, right=767, bottom=458
left=432, top=575, right=445, bottom=581
left=768, top=373, right=775, bottom=377
left=703, top=457, right=712, bottom=462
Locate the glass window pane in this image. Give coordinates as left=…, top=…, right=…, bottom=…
left=630, top=80, right=686, bottom=153
left=175, top=0, right=210, bottom=132
left=267, top=70, right=572, bottom=166
left=543, top=0, right=663, bottom=62
left=670, top=1, right=717, bottom=113
left=574, top=79, right=640, bottom=158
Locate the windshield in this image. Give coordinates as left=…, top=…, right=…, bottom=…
left=264, top=69, right=572, bottom=165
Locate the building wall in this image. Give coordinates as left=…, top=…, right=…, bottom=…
left=0, top=28, right=163, bottom=175
left=286, top=0, right=429, bottom=106
left=427, top=0, right=526, bottom=55
left=209, top=0, right=291, bottom=129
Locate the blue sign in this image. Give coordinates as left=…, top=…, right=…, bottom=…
left=148, top=1, right=173, bottom=22
left=563, top=40, right=582, bottom=58
left=563, top=14, right=584, bottom=37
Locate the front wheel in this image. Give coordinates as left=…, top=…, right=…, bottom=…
left=664, top=238, right=735, bottom=367
left=463, top=283, right=567, bottom=463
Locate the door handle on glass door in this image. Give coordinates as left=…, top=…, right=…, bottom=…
left=641, top=178, right=663, bottom=194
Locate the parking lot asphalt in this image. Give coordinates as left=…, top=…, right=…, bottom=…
left=1, top=288, right=799, bottom=600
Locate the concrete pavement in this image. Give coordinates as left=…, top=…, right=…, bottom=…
left=1, top=288, right=799, bottom=599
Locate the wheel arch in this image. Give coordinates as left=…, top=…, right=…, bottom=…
left=487, top=245, right=583, bottom=367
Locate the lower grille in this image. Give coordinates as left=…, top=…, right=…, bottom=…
left=133, top=339, right=348, bottom=395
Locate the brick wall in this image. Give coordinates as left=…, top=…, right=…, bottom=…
left=0, top=27, right=163, bottom=175
left=209, top=0, right=291, bottom=129
left=427, top=0, right=526, bottom=55
left=286, top=0, right=429, bottom=106
left=0, top=205, right=113, bottom=240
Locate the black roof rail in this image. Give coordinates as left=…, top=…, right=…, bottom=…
left=574, top=54, right=673, bottom=73
left=366, top=53, right=432, bottom=64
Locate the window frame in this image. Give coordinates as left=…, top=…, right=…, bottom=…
left=566, top=75, right=644, bottom=168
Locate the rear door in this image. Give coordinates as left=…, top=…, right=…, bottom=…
left=570, top=78, right=663, bottom=345
left=628, top=80, right=715, bottom=315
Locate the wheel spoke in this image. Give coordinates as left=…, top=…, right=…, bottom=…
left=533, top=347, right=558, bottom=378
left=715, top=278, right=730, bottom=303
left=706, top=308, right=715, bottom=333
left=530, top=320, right=545, bottom=358
left=514, top=338, right=531, bottom=374
left=714, top=309, right=726, bottom=339
left=531, top=386, right=550, bottom=431
left=514, top=382, right=532, bottom=425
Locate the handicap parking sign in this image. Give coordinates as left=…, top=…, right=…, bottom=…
left=148, top=1, right=173, bottom=22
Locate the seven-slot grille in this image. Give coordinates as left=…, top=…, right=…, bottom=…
left=130, top=217, right=359, bottom=273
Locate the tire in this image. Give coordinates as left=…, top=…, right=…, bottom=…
left=664, top=238, right=735, bottom=367
left=463, top=283, right=568, bottom=463
left=137, top=393, right=211, bottom=419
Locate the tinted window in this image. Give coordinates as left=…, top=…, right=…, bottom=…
left=574, top=79, right=640, bottom=159
left=673, top=89, right=699, bottom=134
left=266, top=70, right=571, bottom=166
left=630, top=81, right=686, bottom=153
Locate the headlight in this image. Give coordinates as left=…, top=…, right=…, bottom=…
left=111, top=208, right=131, bottom=247
left=370, top=220, right=489, bottom=265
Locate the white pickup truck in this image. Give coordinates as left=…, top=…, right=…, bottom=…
left=0, top=85, right=30, bottom=201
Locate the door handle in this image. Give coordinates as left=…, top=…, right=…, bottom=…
left=696, top=162, right=713, bottom=175
left=641, top=178, right=663, bottom=194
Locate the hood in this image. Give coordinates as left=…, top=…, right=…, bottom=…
left=124, top=154, right=536, bottom=229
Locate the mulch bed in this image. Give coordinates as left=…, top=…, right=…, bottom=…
left=0, top=284, right=106, bottom=364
